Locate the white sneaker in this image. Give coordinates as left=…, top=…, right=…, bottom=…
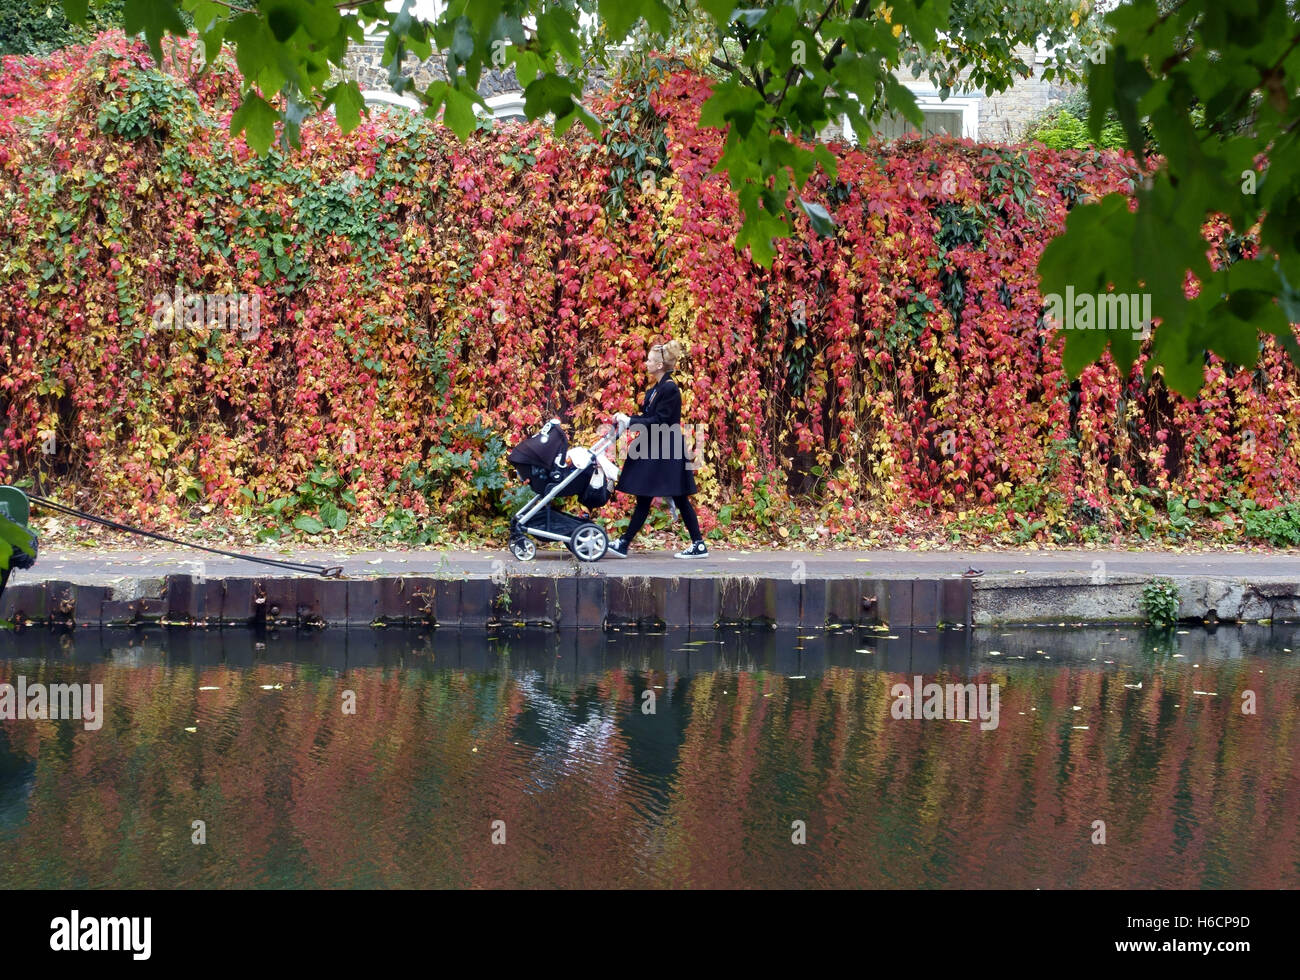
left=675, top=540, right=709, bottom=559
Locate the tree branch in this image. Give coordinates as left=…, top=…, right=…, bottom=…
left=822, top=0, right=872, bottom=73
left=772, top=0, right=841, bottom=108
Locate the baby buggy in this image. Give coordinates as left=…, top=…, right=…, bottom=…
left=506, top=419, right=619, bottom=562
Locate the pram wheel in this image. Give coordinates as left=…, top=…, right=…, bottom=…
left=569, top=523, right=608, bottom=562
left=509, top=537, right=537, bottom=561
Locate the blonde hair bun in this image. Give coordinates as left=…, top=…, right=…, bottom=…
left=660, top=339, right=685, bottom=371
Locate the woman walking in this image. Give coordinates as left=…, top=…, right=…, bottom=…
left=607, top=339, right=708, bottom=559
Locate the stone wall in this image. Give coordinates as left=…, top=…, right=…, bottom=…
left=342, top=36, right=1070, bottom=141
left=340, top=36, right=607, bottom=107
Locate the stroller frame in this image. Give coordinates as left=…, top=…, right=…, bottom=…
left=508, top=424, right=618, bottom=562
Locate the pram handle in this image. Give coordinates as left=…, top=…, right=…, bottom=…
left=589, top=417, right=623, bottom=454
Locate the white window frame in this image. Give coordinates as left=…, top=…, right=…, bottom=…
left=361, top=90, right=421, bottom=111
left=475, top=92, right=528, bottom=122
left=833, top=82, right=980, bottom=145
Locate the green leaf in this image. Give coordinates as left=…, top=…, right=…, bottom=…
left=523, top=73, right=579, bottom=120
left=230, top=92, right=278, bottom=155
left=294, top=515, right=325, bottom=534
left=123, top=0, right=188, bottom=61
left=798, top=198, right=835, bottom=236
left=698, top=0, right=736, bottom=24
left=450, top=15, right=475, bottom=63
left=0, top=516, right=37, bottom=573
left=441, top=86, right=478, bottom=139
left=62, top=0, right=89, bottom=24
left=265, top=1, right=299, bottom=43
left=329, top=80, right=365, bottom=133
left=699, top=80, right=765, bottom=136
left=598, top=0, right=642, bottom=41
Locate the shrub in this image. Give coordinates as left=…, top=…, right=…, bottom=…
left=1140, top=578, right=1181, bottom=628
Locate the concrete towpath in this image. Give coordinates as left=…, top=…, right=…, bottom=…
left=18, top=545, right=1300, bottom=580
left=5, top=546, right=1300, bottom=628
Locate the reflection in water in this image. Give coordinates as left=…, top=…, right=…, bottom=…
left=0, top=624, right=1298, bottom=888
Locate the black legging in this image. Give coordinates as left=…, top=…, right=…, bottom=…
left=623, top=495, right=701, bottom=544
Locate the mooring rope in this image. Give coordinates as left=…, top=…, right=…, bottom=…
left=27, top=494, right=344, bottom=578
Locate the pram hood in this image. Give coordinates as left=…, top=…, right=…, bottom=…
left=508, top=419, right=568, bottom=471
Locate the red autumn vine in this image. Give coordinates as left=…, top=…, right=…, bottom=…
left=2, top=35, right=1297, bottom=548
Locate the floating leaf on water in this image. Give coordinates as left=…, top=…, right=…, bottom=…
left=184, top=726, right=197, bottom=733
left=988, top=651, right=1002, bottom=656
left=1072, top=705, right=1082, bottom=711
left=198, top=686, right=220, bottom=691
left=1172, top=654, right=1184, bottom=658
left=1192, top=690, right=1218, bottom=696
left=789, top=675, right=807, bottom=680
left=1071, top=725, right=1090, bottom=730
left=1123, top=682, right=1142, bottom=689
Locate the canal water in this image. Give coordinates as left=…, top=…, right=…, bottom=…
left=1, top=624, right=1297, bottom=888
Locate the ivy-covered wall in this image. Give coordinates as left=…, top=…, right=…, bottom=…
left=2, top=35, right=1297, bottom=547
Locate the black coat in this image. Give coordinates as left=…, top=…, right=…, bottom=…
left=616, top=372, right=698, bottom=498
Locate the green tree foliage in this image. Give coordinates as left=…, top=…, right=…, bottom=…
left=1039, top=0, right=1300, bottom=396
left=0, top=0, right=123, bottom=55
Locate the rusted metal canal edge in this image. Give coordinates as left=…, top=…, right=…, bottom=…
left=0, top=573, right=952, bottom=629
left=4, top=570, right=1300, bottom=629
